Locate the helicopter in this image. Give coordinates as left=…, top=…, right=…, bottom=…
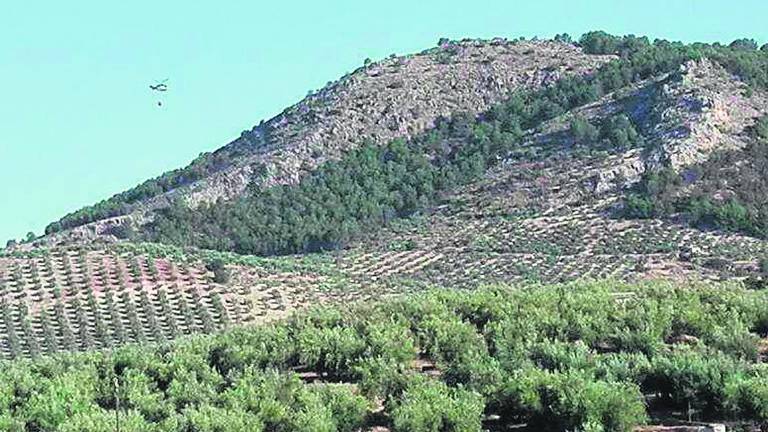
left=149, top=79, right=169, bottom=106
left=149, top=79, right=169, bottom=92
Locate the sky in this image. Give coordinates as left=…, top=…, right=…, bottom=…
left=1, top=0, right=767, bottom=242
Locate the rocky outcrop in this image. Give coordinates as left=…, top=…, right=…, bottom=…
left=587, top=150, right=647, bottom=194
left=570, top=59, right=767, bottom=196
left=646, top=59, right=768, bottom=170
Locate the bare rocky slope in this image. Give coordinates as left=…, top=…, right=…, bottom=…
left=43, top=39, right=613, bottom=245
left=181, top=40, right=612, bottom=205
left=531, top=58, right=768, bottom=196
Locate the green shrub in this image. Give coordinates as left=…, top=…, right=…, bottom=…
left=354, top=356, right=410, bottom=401
left=206, top=259, right=230, bottom=284
left=293, top=324, right=367, bottom=378
left=20, top=368, right=100, bottom=431
left=570, top=115, right=600, bottom=144
left=496, top=368, right=646, bottom=432
left=726, top=375, right=768, bottom=420
left=390, top=377, right=484, bottom=432
left=644, top=348, right=744, bottom=416
left=182, top=405, right=265, bottom=431
left=2, top=281, right=768, bottom=430
left=310, top=384, right=370, bottom=432
left=418, top=312, right=489, bottom=364
left=443, top=350, right=505, bottom=396
left=595, top=352, right=652, bottom=384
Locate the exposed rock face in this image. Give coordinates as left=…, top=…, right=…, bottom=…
left=567, top=59, right=767, bottom=196
left=159, top=40, right=614, bottom=209
left=587, top=150, right=647, bottom=195
left=646, top=59, right=768, bottom=170
left=39, top=215, right=131, bottom=247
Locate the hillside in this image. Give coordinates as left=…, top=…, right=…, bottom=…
left=0, top=242, right=415, bottom=358
left=344, top=58, right=768, bottom=288
left=42, top=39, right=613, bottom=244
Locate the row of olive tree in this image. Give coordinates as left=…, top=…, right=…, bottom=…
left=2, top=279, right=768, bottom=431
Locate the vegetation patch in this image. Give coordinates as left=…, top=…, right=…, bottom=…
left=2, top=280, right=768, bottom=431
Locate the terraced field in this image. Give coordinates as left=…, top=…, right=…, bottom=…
left=20, top=205, right=747, bottom=361
left=0, top=243, right=412, bottom=359
left=0, top=246, right=236, bottom=358
left=345, top=146, right=768, bottom=288
left=404, top=216, right=766, bottom=287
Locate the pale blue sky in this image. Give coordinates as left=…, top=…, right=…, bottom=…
left=1, top=0, right=766, bottom=242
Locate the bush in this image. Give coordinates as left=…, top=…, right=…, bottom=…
left=570, top=116, right=599, bottom=144
left=354, top=356, right=411, bottom=402
left=2, top=281, right=768, bottom=430
left=493, top=368, right=646, bottom=432
left=183, top=405, right=264, bottom=432
left=726, top=375, right=768, bottom=420
left=730, top=39, right=759, bottom=51
left=390, top=377, right=484, bottom=432
left=0, top=415, right=23, bottom=432
left=206, top=259, right=230, bottom=284
left=443, top=350, right=505, bottom=396
left=59, top=409, right=158, bottom=432
left=293, top=323, right=367, bottom=378
left=417, top=312, right=489, bottom=364
left=220, top=369, right=307, bottom=429
left=310, top=384, right=369, bottom=432
left=644, top=348, right=743, bottom=416
left=20, top=368, right=100, bottom=431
